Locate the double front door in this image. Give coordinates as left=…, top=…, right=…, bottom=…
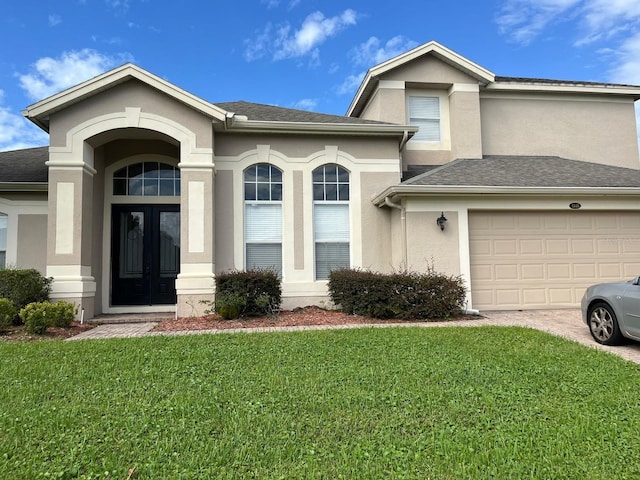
left=111, top=205, right=180, bottom=305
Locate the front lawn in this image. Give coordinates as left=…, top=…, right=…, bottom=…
left=1, top=327, right=639, bottom=479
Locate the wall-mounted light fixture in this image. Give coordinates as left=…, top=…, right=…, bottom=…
left=436, top=212, right=447, bottom=231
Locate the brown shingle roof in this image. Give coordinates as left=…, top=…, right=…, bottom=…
left=403, top=156, right=640, bottom=188
left=0, top=146, right=48, bottom=183
left=215, top=101, right=391, bottom=125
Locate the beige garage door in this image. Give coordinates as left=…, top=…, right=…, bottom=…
left=469, top=211, right=640, bottom=310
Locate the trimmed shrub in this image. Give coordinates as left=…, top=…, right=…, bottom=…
left=20, top=301, right=76, bottom=334
left=48, top=301, right=76, bottom=328
left=328, top=268, right=466, bottom=320
left=0, top=268, right=52, bottom=322
left=214, top=291, right=246, bottom=320
left=213, top=269, right=282, bottom=317
left=0, top=298, right=17, bottom=332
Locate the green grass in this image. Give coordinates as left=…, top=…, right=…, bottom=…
left=1, top=326, right=639, bottom=479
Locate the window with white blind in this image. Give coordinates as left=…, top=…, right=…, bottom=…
left=0, top=213, right=6, bottom=269
left=313, top=164, right=350, bottom=280
left=408, top=96, right=441, bottom=142
left=244, top=164, right=283, bottom=276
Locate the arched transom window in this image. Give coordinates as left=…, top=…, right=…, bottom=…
left=113, top=162, right=180, bottom=196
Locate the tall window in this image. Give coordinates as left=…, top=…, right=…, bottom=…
left=313, top=164, right=350, bottom=280
left=408, top=96, right=440, bottom=141
left=0, top=213, right=6, bottom=269
left=244, top=164, right=283, bottom=276
left=113, top=162, right=180, bottom=196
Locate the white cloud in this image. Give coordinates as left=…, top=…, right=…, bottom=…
left=48, top=14, right=61, bottom=27
left=335, top=36, right=417, bottom=97
left=0, top=90, right=48, bottom=152
left=337, top=72, right=364, bottom=96
left=349, top=36, right=418, bottom=67
left=496, top=0, right=581, bottom=45
left=608, top=33, right=640, bottom=84
left=18, top=49, right=132, bottom=101
left=245, top=9, right=358, bottom=62
left=291, top=98, right=317, bottom=110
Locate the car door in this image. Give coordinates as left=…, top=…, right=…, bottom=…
left=622, top=280, right=640, bottom=338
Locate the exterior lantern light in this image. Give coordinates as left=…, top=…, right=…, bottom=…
left=436, top=212, right=447, bottom=231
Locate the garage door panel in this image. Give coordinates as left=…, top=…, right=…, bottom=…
left=549, top=288, right=573, bottom=304
left=522, top=289, right=546, bottom=304
left=494, top=239, right=517, bottom=255
left=470, top=264, right=493, bottom=281
left=622, top=239, right=640, bottom=253
left=470, top=211, right=640, bottom=310
left=570, top=239, right=595, bottom=254
left=520, top=239, right=543, bottom=254
left=547, top=264, right=571, bottom=280
left=598, top=263, right=622, bottom=278
left=496, top=289, right=520, bottom=306
left=623, top=264, right=640, bottom=276
left=546, top=239, right=570, bottom=254
left=469, top=239, right=491, bottom=255
left=596, top=238, right=620, bottom=253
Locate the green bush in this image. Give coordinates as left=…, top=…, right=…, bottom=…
left=48, top=301, right=76, bottom=328
left=328, top=268, right=466, bottom=320
left=0, top=298, right=17, bottom=332
left=211, top=269, right=282, bottom=318
left=0, top=268, right=52, bottom=323
left=214, top=291, right=246, bottom=320
left=20, top=301, right=76, bottom=334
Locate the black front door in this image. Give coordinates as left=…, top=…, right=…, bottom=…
left=111, top=204, right=180, bottom=305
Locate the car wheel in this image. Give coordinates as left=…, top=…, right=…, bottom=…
left=588, top=303, right=623, bottom=346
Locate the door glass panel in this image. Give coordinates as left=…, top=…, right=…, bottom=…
left=119, top=211, right=144, bottom=278
left=159, top=211, right=180, bottom=278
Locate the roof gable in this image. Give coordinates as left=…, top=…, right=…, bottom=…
left=347, top=41, right=495, bottom=117
left=23, top=64, right=228, bottom=131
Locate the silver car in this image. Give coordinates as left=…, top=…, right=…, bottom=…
left=581, top=277, right=640, bottom=345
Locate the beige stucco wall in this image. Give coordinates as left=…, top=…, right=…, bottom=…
left=359, top=172, right=396, bottom=272
left=480, top=94, right=640, bottom=168
left=405, top=210, right=460, bottom=277
left=214, top=169, right=235, bottom=273
left=449, top=89, right=483, bottom=159
left=215, top=133, right=399, bottom=160
left=360, top=88, right=406, bottom=125
left=381, top=55, right=478, bottom=85
left=48, top=79, right=213, bottom=150
left=16, top=214, right=47, bottom=272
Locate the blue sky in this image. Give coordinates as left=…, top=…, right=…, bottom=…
left=2, top=0, right=640, bottom=152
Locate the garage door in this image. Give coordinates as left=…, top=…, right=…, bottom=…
left=469, top=211, right=640, bottom=310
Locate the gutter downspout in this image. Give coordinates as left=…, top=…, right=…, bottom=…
left=384, top=197, right=407, bottom=270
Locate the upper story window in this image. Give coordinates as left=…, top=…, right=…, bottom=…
left=313, top=164, right=350, bottom=280
left=408, top=96, right=441, bottom=142
left=244, top=164, right=283, bottom=276
left=0, top=212, right=6, bottom=269
left=113, top=162, right=180, bottom=196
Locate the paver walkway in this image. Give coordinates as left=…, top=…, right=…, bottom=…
left=67, top=309, right=640, bottom=364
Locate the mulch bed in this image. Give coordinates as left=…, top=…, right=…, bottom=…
left=153, top=306, right=469, bottom=332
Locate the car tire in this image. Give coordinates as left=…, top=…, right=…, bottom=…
left=588, top=302, right=623, bottom=346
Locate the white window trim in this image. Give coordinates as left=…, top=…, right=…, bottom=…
left=405, top=89, right=451, bottom=151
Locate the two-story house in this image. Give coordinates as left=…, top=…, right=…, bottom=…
left=2, top=40, right=640, bottom=318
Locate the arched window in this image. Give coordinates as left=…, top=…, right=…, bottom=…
left=0, top=212, right=7, bottom=268
left=244, top=164, right=283, bottom=276
left=313, top=164, right=350, bottom=280
left=113, top=162, right=180, bottom=196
